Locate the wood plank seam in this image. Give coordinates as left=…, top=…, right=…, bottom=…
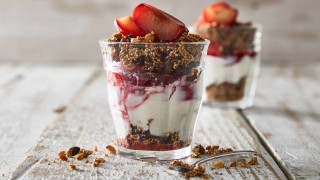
left=238, top=110, right=295, bottom=180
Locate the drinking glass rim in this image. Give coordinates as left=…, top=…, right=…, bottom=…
left=99, top=39, right=210, bottom=45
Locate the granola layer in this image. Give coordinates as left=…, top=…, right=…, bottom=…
left=117, top=124, right=185, bottom=151
left=195, top=23, right=256, bottom=56
left=206, top=76, right=246, bottom=101
left=107, top=30, right=205, bottom=77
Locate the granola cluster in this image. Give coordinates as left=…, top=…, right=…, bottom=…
left=191, top=144, right=233, bottom=158
left=213, top=157, right=259, bottom=169
left=170, top=144, right=259, bottom=179
left=206, top=76, right=247, bottom=102
left=170, top=160, right=209, bottom=179
left=195, top=22, right=256, bottom=55
left=57, top=145, right=117, bottom=170
left=107, top=30, right=205, bottom=76
left=119, top=124, right=183, bottom=150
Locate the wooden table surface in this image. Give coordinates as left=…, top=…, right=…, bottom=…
left=0, top=61, right=319, bottom=180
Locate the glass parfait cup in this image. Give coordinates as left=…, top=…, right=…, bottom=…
left=99, top=40, right=209, bottom=160
left=195, top=24, right=262, bottom=109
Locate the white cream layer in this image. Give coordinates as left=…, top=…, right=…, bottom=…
left=203, top=56, right=254, bottom=86
left=108, top=84, right=201, bottom=139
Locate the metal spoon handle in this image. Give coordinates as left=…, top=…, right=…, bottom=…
left=192, top=150, right=257, bottom=165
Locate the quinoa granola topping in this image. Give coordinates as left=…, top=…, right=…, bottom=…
left=195, top=22, right=256, bottom=56
left=106, top=29, right=205, bottom=78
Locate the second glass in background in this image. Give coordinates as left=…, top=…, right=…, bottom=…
left=195, top=24, right=262, bottom=109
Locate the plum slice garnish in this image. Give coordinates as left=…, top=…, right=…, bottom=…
left=133, top=3, right=186, bottom=41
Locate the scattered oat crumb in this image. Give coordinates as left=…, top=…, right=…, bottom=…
left=85, top=160, right=89, bottom=163
left=170, top=161, right=209, bottom=179
left=93, top=146, right=98, bottom=152
left=191, top=144, right=206, bottom=158
left=76, top=153, right=86, bottom=160
left=229, top=161, right=238, bottom=167
left=58, top=151, right=68, bottom=161
left=104, top=153, right=109, bottom=157
left=239, top=161, right=249, bottom=168
left=54, top=106, right=66, bottom=113
left=106, top=145, right=117, bottom=155
left=212, top=161, right=224, bottom=169
left=81, top=149, right=93, bottom=156
left=185, top=164, right=209, bottom=179
left=248, top=157, right=259, bottom=165
left=66, top=147, right=81, bottom=157
left=93, top=158, right=106, bottom=167
left=170, top=160, right=194, bottom=170
left=69, top=164, right=76, bottom=170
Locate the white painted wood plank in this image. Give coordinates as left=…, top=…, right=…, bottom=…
left=244, top=64, right=320, bottom=179
left=10, top=74, right=285, bottom=179
left=0, top=64, right=96, bottom=178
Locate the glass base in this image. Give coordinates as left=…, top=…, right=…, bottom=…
left=117, top=146, right=191, bottom=161
left=203, top=96, right=253, bottom=109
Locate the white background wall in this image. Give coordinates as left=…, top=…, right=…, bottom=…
left=1, top=0, right=319, bottom=65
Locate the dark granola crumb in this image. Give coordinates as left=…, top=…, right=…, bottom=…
left=206, top=145, right=233, bottom=156
left=93, top=158, right=106, bottom=167
left=248, top=157, right=259, bottom=166
left=69, top=164, right=76, bottom=170
left=238, top=161, right=249, bottom=168
left=53, top=106, right=66, bottom=113
left=170, top=160, right=194, bottom=170
left=108, top=32, right=122, bottom=42
left=76, top=153, right=86, bottom=160
left=229, top=161, right=238, bottom=167
left=106, top=145, right=117, bottom=155
left=175, top=31, right=205, bottom=42
left=170, top=160, right=209, bottom=179
left=191, top=144, right=206, bottom=158
left=185, top=164, right=209, bottom=179
left=58, top=151, right=68, bottom=161
left=66, top=146, right=80, bottom=157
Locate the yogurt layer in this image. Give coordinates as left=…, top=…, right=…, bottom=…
left=203, top=55, right=254, bottom=86
left=108, top=77, right=202, bottom=141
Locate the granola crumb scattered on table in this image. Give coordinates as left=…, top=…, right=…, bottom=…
left=206, top=145, right=233, bottom=156
left=58, top=151, right=68, bottom=161
left=191, top=144, right=206, bottom=158
left=93, top=146, right=98, bottom=152
left=106, top=145, right=117, bottom=155
left=170, top=160, right=194, bottom=170
left=93, top=158, right=106, bottom=167
left=69, top=164, right=76, bottom=170
left=185, top=164, right=209, bottom=179
left=66, top=146, right=80, bottom=157
left=238, top=161, right=249, bottom=168
left=229, top=161, right=238, bottom=167
left=212, top=161, right=225, bottom=169
left=248, top=156, right=259, bottom=165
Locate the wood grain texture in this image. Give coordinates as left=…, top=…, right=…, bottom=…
left=9, top=73, right=286, bottom=179
left=0, top=0, right=319, bottom=64
left=0, top=63, right=96, bottom=178
left=244, top=64, right=320, bottom=179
